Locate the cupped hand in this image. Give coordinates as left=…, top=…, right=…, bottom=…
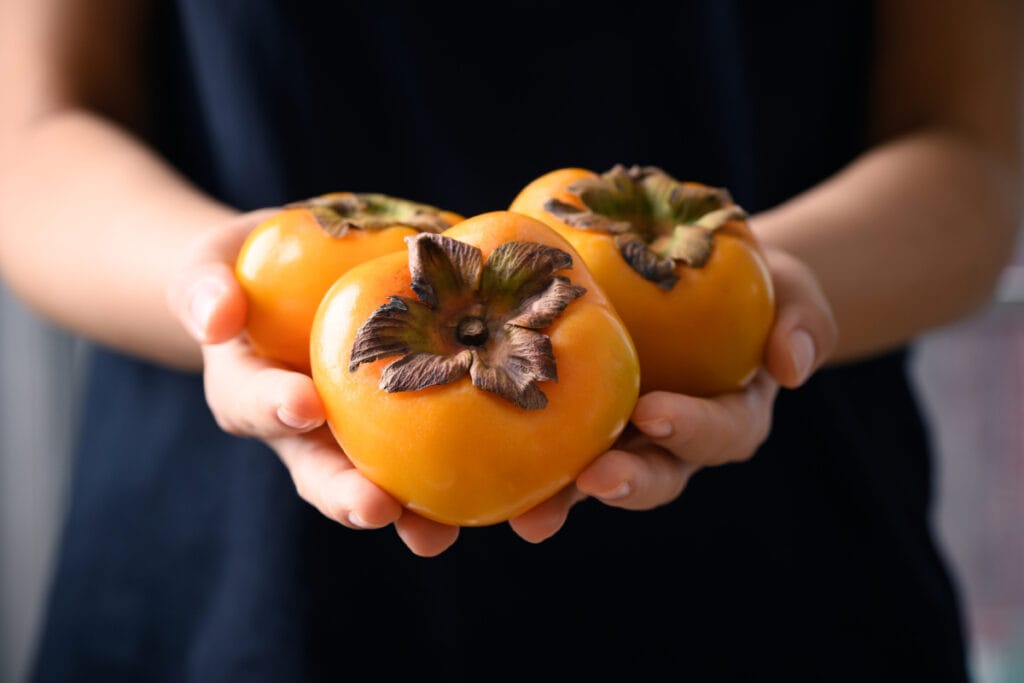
left=166, top=213, right=836, bottom=554
left=508, top=246, right=838, bottom=543
left=166, top=209, right=460, bottom=557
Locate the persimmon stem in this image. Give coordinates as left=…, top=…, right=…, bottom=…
left=542, top=165, right=748, bottom=288
left=456, top=317, right=489, bottom=346
left=349, top=234, right=586, bottom=410
left=288, top=192, right=455, bottom=237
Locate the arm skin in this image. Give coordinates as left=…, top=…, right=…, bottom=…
left=0, top=0, right=1018, bottom=553
left=0, top=1, right=231, bottom=371
left=753, top=1, right=1023, bottom=362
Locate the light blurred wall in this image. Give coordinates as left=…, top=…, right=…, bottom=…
left=0, top=284, right=88, bottom=683
left=911, top=258, right=1024, bottom=683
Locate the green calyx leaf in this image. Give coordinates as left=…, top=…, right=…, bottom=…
left=542, top=165, right=748, bottom=288
left=288, top=192, right=456, bottom=237
left=348, top=234, right=586, bottom=410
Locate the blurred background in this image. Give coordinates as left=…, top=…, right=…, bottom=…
left=912, top=245, right=1024, bottom=683
left=1, top=243, right=1023, bottom=683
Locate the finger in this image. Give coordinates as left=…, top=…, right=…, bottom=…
left=507, top=485, right=586, bottom=543
left=203, top=338, right=325, bottom=438
left=393, top=511, right=461, bottom=557
left=272, top=428, right=405, bottom=530
left=630, top=371, right=780, bottom=467
left=761, top=249, right=838, bottom=388
left=186, top=207, right=281, bottom=264
left=167, top=260, right=248, bottom=344
left=576, top=446, right=698, bottom=511
left=166, top=208, right=280, bottom=344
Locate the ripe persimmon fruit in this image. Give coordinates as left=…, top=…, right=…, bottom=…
left=235, top=192, right=463, bottom=372
left=510, top=165, right=775, bottom=396
left=310, top=211, right=640, bottom=526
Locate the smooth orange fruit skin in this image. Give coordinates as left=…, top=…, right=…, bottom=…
left=510, top=168, right=776, bottom=397
left=310, top=211, right=641, bottom=527
left=236, top=206, right=460, bottom=373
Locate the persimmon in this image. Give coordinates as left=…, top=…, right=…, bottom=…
left=235, top=192, right=463, bottom=372
left=310, top=211, right=640, bottom=527
left=510, top=165, right=775, bottom=397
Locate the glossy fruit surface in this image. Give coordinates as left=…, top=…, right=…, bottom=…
left=510, top=165, right=775, bottom=396
left=310, top=211, right=640, bottom=526
left=235, top=192, right=462, bottom=372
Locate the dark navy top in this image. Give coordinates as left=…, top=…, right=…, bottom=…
left=32, top=2, right=970, bottom=681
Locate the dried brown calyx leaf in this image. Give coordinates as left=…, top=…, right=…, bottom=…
left=287, top=192, right=456, bottom=237
left=543, top=165, right=747, bottom=290
left=349, top=233, right=586, bottom=410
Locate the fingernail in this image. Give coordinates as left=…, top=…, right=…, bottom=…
left=596, top=481, right=632, bottom=501
left=634, top=419, right=673, bottom=438
left=348, top=511, right=370, bottom=529
left=188, top=279, right=224, bottom=340
left=276, top=406, right=321, bottom=431
left=788, top=329, right=816, bottom=383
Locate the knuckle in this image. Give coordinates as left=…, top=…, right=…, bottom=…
left=316, top=479, right=349, bottom=524
left=324, top=500, right=350, bottom=526
left=212, top=412, right=245, bottom=437
left=664, top=467, right=689, bottom=502
left=292, top=475, right=312, bottom=505
left=290, top=458, right=344, bottom=523
left=321, top=470, right=355, bottom=522
left=289, top=460, right=318, bottom=504
left=732, top=423, right=770, bottom=464
left=755, top=410, right=774, bottom=445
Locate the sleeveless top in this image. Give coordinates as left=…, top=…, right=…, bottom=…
left=31, top=2, right=970, bottom=681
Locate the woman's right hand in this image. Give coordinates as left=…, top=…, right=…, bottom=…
left=166, top=209, right=461, bottom=557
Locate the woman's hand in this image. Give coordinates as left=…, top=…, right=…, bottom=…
left=166, top=209, right=461, bottom=557
left=167, top=213, right=835, bottom=555
left=508, top=247, right=838, bottom=543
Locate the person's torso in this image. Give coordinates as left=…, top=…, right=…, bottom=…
left=32, top=2, right=970, bottom=681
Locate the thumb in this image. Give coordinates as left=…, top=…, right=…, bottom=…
left=166, top=208, right=279, bottom=345
left=761, top=248, right=838, bottom=388
left=167, top=261, right=247, bottom=345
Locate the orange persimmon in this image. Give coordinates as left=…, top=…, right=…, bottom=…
left=510, top=165, right=775, bottom=397
left=310, top=211, right=640, bottom=527
left=235, top=192, right=463, bottom=372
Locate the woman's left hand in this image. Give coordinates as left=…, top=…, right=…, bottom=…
left=507, top=246, right=839, bottom=542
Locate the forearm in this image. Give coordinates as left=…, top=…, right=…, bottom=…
left=752, top=128, right=1022, bottom=362
left=0, top=109, right=236, bottom=370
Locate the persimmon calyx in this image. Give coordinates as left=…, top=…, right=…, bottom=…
left=348, top=233, right=586, bottom=410
left=542, top=164, right=748, bottom=290
left=287, top=192, right=455, bottom=237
